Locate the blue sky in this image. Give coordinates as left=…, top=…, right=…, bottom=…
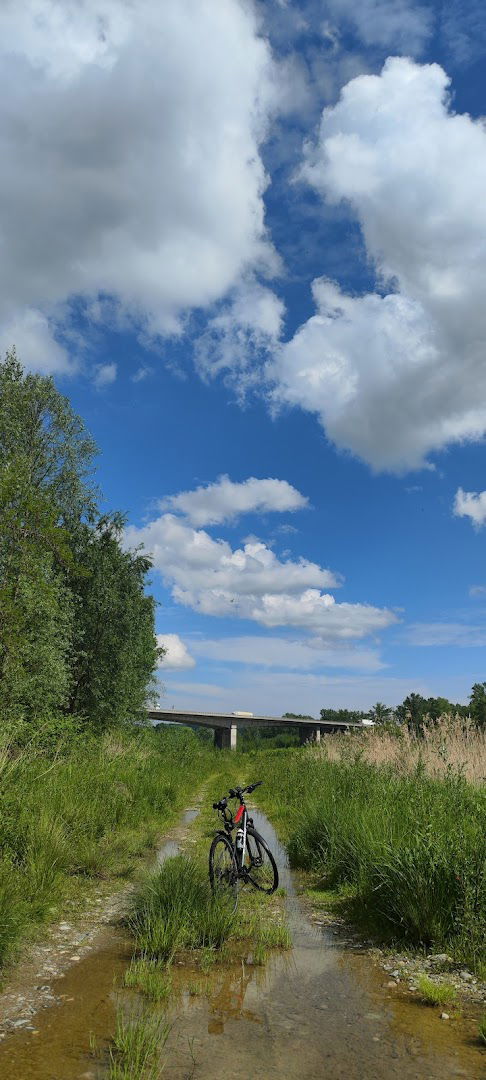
left=2, top=0, right=486, bottom=715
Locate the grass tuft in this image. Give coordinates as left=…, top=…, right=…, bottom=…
left=417, top=975, right=457, bottom=1007
left=129, top=855, right=237, bottom=962
left=123, top=958, right=172, bottom=1002
left=478, top=1015, right=486, bottom=1046
left=108, top=1009, right=168, bottom=1080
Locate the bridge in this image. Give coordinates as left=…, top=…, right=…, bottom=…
left=147, top=708, right=366, bottom=749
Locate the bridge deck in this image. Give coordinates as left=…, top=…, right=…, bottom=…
left=147, top=708, right=363, bottom=749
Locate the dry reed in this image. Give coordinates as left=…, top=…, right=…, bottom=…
left=313, top=715, right=486, bottom=784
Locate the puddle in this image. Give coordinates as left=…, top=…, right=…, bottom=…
left=0, top=804, right=483, bottom=1079
left=0, top=805, right=201, bottom=1080
left=160, top=807, right=486, bottom=1080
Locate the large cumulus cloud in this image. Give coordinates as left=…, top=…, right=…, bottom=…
left=270, top=57, right=486, bottom=471
left=0, top=0, right=277, bottom=371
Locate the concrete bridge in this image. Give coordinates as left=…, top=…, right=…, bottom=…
left=147, top=708, right=365, bottom=749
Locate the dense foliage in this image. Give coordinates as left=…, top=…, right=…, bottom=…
left=0, top=351, right=159, bottom=733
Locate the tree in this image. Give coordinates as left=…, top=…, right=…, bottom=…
left=67, top=514, right=161, bottom=727
left=320, top=708, right=367, bottom=724
left=395, top=693, right=427, bottom=735
left=369, top=702, right=391, bottom=724
left=469, top=683, right=486, bottom=729
left=0, top=351, right=96, bottom=726
left=0, top=351, right=159, bottom=733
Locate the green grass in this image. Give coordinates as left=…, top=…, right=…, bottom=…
left=250, top=748, right=486, bottom=971
left=123, top=958, right=172, bottom=1002
left=417, top=975, right=457, bottom=1007
left=0, top=725, right=213, bottom=967
left=128, top=855, right=237, bottom=963
left=108, top=1009, right=168, bottom=1080
left=479, top=1015, right=486, bottom=1045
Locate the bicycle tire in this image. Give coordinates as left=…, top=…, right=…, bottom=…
left=244, top=827, right=278, bottom=894
left=209, top=833, right=238, bottom=904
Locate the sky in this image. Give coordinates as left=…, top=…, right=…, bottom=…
left=2, top=0, right=486, bottom=717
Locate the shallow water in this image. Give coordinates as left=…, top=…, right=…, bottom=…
left=0, top=805, right=484, bottom=1080
left=160, top=809, right=486, bottom=1079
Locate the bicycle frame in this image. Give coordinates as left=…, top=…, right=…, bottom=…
left=215, top=794, right=254, bottom=875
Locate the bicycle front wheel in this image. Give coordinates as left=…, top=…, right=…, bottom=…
left=244, top=828, right=278, bottom=893
left=209, top=833, right=238, bottom=904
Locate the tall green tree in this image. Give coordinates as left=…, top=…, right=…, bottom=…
left=0, top=351, right=159, bottom=732
left=67, top=514, right=161, bottom=727
left=369, top=702, right=391, bottom=724
left=469, top=683, right=486, bottom=729
left=395, top=693, right=427, bottom=734
left=0, top=351, right=95, bottom=726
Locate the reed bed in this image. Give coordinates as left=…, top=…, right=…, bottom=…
left=313, top=715, right=486, bottom=784
left=253, top=725, right=486, bottom=972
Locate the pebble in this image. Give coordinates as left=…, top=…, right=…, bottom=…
left=69, top=955, right=81, bottom=962
left=58, top=923, right=72, bottom=932
left=459, top=971, right=473, bottom=983
left=440, top=1012, right=450, bottom=1020
left=386, top=981, right=398, bottom=989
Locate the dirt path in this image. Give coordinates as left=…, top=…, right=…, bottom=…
left=0, top=800, right=484, bottom=1079
left=0, top=802, right=202, bottom=1074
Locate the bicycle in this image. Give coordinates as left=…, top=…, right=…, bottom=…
left=209, top=781, right=278, bottom=904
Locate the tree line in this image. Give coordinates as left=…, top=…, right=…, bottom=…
left=0, top=352, right=160, bottom=736
left=317, top=687, right=486, bottom=733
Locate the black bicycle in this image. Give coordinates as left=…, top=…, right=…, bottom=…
left=209, top=781, right=278, bottom=903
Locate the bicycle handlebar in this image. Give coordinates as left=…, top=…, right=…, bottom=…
left=212, top=780, right=262, bottom=812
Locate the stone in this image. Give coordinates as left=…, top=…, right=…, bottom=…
left=440, top=1013, right=450, bottom=1020
left=386, top=981, right=398, bottom=989
left=459, top=971, right=473, bottom=982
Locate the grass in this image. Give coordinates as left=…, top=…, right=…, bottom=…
left=250, top=730, right=486, bottom=972
left=0, top=725, right=213, bottom=968
left=108, top=1009, right=168, bottom=1080
left=129, top=855, right=237, bottom=963
left=479, top=1015, right=486, bottom=1045
left=123, top=958, right=172, bottom=1002
left=417, top=975, right=457, bottom=1007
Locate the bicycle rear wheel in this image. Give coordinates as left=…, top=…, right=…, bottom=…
left=244, top=827, right=278, bottom=894
left=209, top=833, right=238, bottom=906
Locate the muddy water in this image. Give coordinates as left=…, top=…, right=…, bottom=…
left=0, top=806, right=201, bottom=1080
left=160, top=810, right=485, bottom=1080
left=0, top=806, right=484, bottom=1079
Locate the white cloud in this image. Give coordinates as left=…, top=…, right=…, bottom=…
left=195, top=280, right=284, bottom=389
left=93, top=361, right=117, bottom=388
left=326, top=0, right=432, bottom=54
left=0, top=309, right=72, bottom=375
left=162, top=475, right=308, bottom=526
left=192, top=635, right=385, bottom=671
left=131, top=366, right=153, bottom=383
left=454, top=488, right=486, bottom=528
left=440, top=0, right=486, bottom=67
left=407, top=622, right=486, bottom=647
left=269, top=57, right=486, bottom=471
left=125, top=510, right=396, bottom=638
left=0, top=0, right=278, bottom=372
left=469, top=585, right=486, bottom=598
left=162, top=669, right=431, bottom=716
left=157, top=634, right=195, bottom=670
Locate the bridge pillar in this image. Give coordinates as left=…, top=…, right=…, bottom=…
left=214, top=724, right=238, bottom=750
left=299, top=725, right=321, bottom=745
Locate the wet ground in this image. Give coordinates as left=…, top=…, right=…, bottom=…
left=0, top=807, right=484, bottom=1079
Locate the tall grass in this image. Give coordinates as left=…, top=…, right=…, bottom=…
left=0, top=725, right=212, bottom=966
left=313, top=716, right=486, bottom=784
left=253, top=738, right=486, bottom=971
left=129, top=855, right=236, bottom=962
